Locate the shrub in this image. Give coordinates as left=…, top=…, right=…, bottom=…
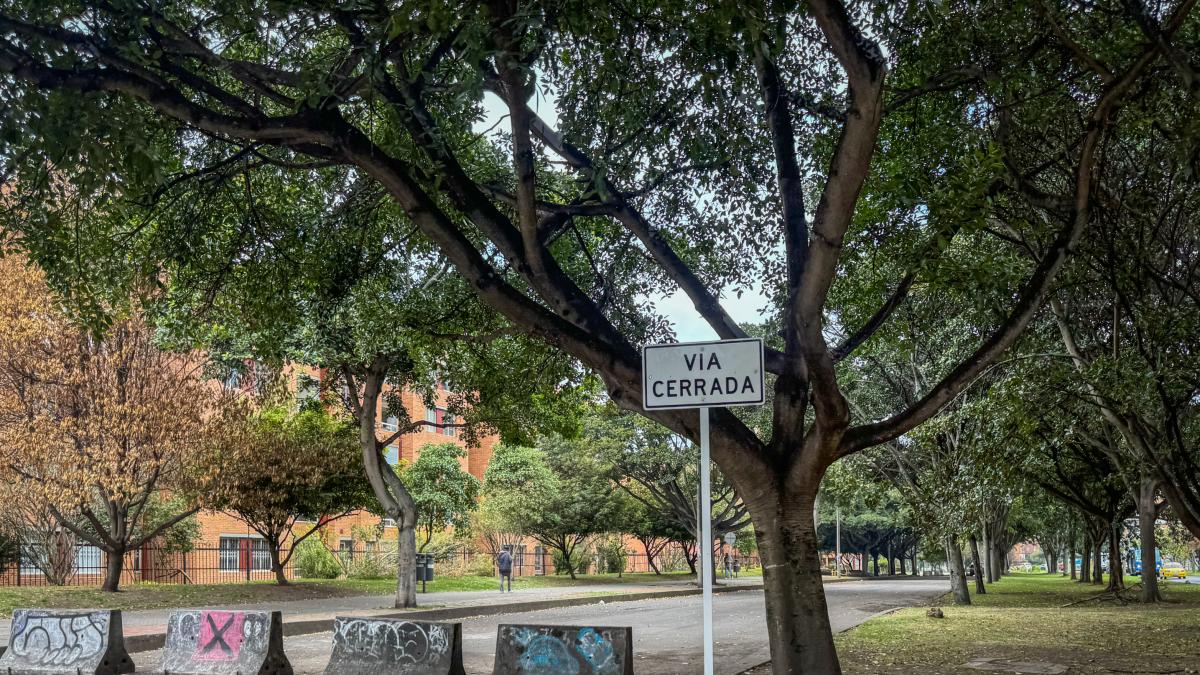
left=294, top=537, right=341, bottom=579
left=552, top=548, right=590, bottom=575
left=435, top=552, right=495, bottom=577
left=346, top=551, right=396, bottom=580
left=596, top=537, right=627, bottom=575
left=468, top=553, right=496, bottom=577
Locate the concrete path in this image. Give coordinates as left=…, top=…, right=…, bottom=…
left=131, top=577, right=947, bottom=674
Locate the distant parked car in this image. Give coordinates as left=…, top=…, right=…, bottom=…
left=1160, top=562, right=1188, bottom=580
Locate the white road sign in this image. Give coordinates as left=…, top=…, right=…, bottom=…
left=642, top=338, right=764, bottom=410
left=641, top=338, right=765, bottom=675
left=725, top=532, right=737, bottom=546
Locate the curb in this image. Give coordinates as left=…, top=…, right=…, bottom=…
left=124, top=583, right=765, bottom=653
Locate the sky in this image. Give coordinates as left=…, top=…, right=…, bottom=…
left=475, top=91, right=772, bottom=343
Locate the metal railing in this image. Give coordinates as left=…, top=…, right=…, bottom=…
left=0, top=543, right=761, bottom=588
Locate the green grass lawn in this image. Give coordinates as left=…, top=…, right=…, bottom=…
left=0, top=571, right=698, bottom=618
left=837, top=572, right=1200, bottom=674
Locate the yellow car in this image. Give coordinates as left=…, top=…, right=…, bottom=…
left=1160, top=562, right=1188, bottom=579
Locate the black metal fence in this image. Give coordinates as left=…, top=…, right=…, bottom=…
left=0, top=542, right=761, bottom=588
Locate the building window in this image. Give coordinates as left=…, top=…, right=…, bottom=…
left=18, top=545, right=40, bottom=576
left=425, top=406, right=436, bottom=425
left=382, top=415, right=399, bottom=432
left=338, top=539, right=355, bottom=562
left=219, top=537, right=240, bottom=572
left=296, top=375, right=319, bottom=409
left=385, top=444, right=399, bottom=465
left=443, top=413, right=456, bottom=436
left=250, top=539, right=270, bottom=571
left=219, top=536, right=270, bottom=572
left=75, top=545, right=102, bottom=574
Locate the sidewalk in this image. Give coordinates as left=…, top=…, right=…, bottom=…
left=0, top=576, right=779, bottom=650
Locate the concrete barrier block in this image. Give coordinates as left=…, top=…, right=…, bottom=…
left=0, top=608, right=134, bottom=674
left=492, top=624, right=633, bottom=675
left=323, top=616, right=464, bottom=675
left=159, top=610, right=291, bottom=675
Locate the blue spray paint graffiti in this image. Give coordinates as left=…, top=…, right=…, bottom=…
left=574, top=628, right=618, bottom=675
left=512, top=628, right=580, bottom=675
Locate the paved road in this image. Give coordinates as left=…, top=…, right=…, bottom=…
left=132, top=577, right=947, bottom=674
left=0, top=578, right=724, bottom=644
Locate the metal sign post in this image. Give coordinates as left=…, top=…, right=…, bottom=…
left=643, top=338, right=764, bottom=675
left=699, top=407, right=713, bottom=675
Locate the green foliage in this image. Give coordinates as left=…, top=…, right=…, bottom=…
left=344, top=553, right=396, bottom=581
left=402, top=443, right=481, bottom=551
left=551, top=548, right=590, bottom=576
left=481, top=444, right=560, bottom=536
left=204, top=403, right=373, bottom=565
left=595, top=536, right=628, bottom=575
left=293, top=538, right=341, bottom=580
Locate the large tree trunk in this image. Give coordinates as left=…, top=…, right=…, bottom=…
left=101, top=546, right=124, bottom=592
left=749, top=485, right=840, bottom=674
left=268, top=542, right=289, bottom=586
left=990, top=539, right=1003, bottom=581
left=946, top=535, right=971, bottom=605
left=969, top=535, right=986, bottom=595
left=1069, top=538, right=1077, bottom=580
left=1137, top=477, right=1162, bottom=602
left=1092, top=539, right=1103, bottom=586
left=910, top=552, right=918, bottom=576
left=355, top=361, right=419, bottom=609
left=1106, top=519, right=1123, bottom=592
left=1046, top=549, right=1057, bottom=576
left=871, top=549, right=879, bottom=577
left=1079, top=535, right=1092, bottom=583
left=396, top=521, right=419, bottom=602
left=980, top=527, right=992, bottom=583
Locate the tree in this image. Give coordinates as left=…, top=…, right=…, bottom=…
left=480, top=443, right=559, bottom=553
left=483, top=440, right=629, bottom=579
left=403, top=442, right=481, bottom=551
left=0, top=481, right=76, bottom=585
left=589, top=411, right=751, bottom=583
left=0, top=256, right=221, bottom=591
left=2, top=1, right=1192, bottom=668
left=202, top=402, right=373, bottom=585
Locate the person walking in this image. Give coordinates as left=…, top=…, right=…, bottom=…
left=497, top=546, right=514, bottom=592
left=723, top=552, right=732, bottom=579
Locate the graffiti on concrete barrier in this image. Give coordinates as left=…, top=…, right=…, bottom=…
left=197, top=611, right=245, bottom=661
left=494, top=625, right=630, bottom=675
left=510, top=627, right=580, bottom=675
left=162, top=610, right=286, bottom=674
left=574, top=628, right=618, bottom=675
left=331, top=617, right=450, bottom=668
left=10, top=610, right=107, bottom=667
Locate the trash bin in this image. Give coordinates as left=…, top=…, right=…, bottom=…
left=415, top=554, right=434, bottom=582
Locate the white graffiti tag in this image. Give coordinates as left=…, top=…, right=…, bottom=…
left=12, top=612, right=106, bottom=667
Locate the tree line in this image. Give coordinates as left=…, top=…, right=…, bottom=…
left=2, top=0, right=1199, bottom=672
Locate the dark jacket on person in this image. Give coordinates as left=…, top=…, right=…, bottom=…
left=498, top=550, right=513, bottom=574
